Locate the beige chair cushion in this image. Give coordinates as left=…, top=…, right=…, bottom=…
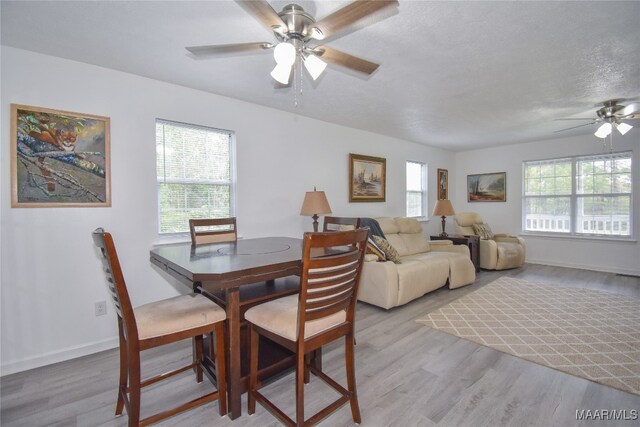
left=473, top=223, right=494, bottom=240
left=244, top=294, right=346, bottom=341
left=135, top=294, right=226, bottom=340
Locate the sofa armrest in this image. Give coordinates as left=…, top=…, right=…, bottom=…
left=431, top=243, right=470, bottom=257
left=494, top=234, right=525, bottom=246
left=429, top=240, right=453, bottom=246
left=359, top=260, right=399, bottom=310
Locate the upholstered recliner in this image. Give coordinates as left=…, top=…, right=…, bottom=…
left=455, top=212, right=525, bottom=270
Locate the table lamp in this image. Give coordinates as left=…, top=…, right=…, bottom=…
left=432, top=199, right=455, bottom=237
left=300, top=187, right=332, bottom=232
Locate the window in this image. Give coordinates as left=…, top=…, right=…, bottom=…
left=156, top=119, right=235, bottom=234
left=406, top=161, right=427, bottom=218
left=523, top=151, right=632, bottom=238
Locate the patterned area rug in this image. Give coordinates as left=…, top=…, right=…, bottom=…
left=416, top=277, right=640, bottom=395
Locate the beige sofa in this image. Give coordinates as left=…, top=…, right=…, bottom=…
left=454, top=212, right=526, bottom=270
left=358, top=217, right=476, bottom=310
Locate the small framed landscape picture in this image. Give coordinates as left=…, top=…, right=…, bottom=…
left=467, top=172, right=506, bottom=202
left=437, top=168, right=448, bottom=200
left=349, top=153, right=386, bottom=202
left=11, top=104, right=111, bottom=207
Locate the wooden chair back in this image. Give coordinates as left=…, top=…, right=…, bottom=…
left=298, top=228, right=369, bottom=339
left=322, top=216, right=361, bottom=232
left=189, top=217, right=237, bottom=246
left=92, top=227, right=138, bottom=342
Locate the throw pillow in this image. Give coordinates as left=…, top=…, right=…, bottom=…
left=366, top=238, right=386, bottom=261
left=372, top=235, right=402, bottom=264
left=473, top=223, right=494, bottom=240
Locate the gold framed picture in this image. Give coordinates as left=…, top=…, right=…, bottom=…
left=11, top=104, right=111, bottom=207
left=349, top=153, right=386, bottom=202
left=437, top=168, right=448, bottom=200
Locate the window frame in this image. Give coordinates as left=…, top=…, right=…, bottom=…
left=406, top=160, right=427, bottom=219
left=522, top=151, right=633, bottom=240
left=155, top=118, right=236, bottom=235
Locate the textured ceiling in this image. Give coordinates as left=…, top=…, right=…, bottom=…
left=2, top=1, right=639, bottom=151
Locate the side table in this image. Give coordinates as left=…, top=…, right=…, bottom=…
left=430, top=234, right=480, bottom=272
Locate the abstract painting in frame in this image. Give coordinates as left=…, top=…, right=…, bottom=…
left=349, top=153, right=386, bottom=202
left=467, top=172, right=506, bottom=202
left=437, top=168, right=448, bottom=200
left=11, top=104, right=111, bottom=207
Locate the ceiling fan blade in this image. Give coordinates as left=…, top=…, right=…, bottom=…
left=314, top=46, right=379, bottom=75
left=309, top=0, right=398, bottom=41
left=553, top=122, right=597, bottom=133
left=235, top=0, right=287, bottom=34
left=620, top=102, right=640, bottom=119
left=553, top=118, right=597, bottom=121
left=186, top=42, right=273, bottom=57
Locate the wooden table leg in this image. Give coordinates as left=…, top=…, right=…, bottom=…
left=225, top=287, right=242, bottom=419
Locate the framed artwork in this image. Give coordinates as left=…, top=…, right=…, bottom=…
left=467, top=172, right=506, bottom=202
left=349, top=153, right=386, bottom=202
left=437, top=168, right=448, bottom=200
left=11, top=104, right=111, bottom=207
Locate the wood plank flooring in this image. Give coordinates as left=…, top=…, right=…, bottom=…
left=2, top=264, right=639, bottom=426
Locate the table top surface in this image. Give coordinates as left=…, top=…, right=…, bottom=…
left=150, top=236, right=303, bottom=283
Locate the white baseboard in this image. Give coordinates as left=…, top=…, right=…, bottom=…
left=525, top=259, right=640, bottom=277
left=1, top=336, right=119, bottom=376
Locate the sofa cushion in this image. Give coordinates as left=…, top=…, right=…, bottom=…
left=372, top=235, right=402, bottom=264
left=395, top=217, right=423, bottom=234
left=473, top=223, right=494, bottom=240
left=377, top=217, right=400, bottom=235
left=399, top=233, right=430, bottom=256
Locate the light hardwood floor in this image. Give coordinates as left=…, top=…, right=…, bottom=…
left=2, top=264, right=639, bottom=426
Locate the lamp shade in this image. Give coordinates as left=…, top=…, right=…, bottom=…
left=304, top=54, right=327, bottom=80
left=594, top=122, right=612, bottom=139
left=300, top=190, right=332, bottom=216
left=432, top=199, right=455, bottom=217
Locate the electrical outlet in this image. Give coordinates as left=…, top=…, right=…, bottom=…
left=95, top=301, right=107, bottom=316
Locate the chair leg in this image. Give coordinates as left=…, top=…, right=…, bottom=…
left=195, top=335, right=204, bottom=383
left=116, top=328, right=127, bottom=416
left=127, top=349, right=142, bottom=427
left=215, top=323, right=228, bottom=416
left=345, top=332, right=361, bottom=424
left=247, top=324, right=259, bottom=415
left=296, top=350, right=305, bottom=426
left=304, top=353, right=311, bottom=384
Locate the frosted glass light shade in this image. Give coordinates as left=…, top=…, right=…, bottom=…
left=303, top=54, right=327, bottom=80
left=270, top=63, right=292, bottom=84
left=594, top=122, right=612, bottom=138
left=616, top=122, right=633, bottom=135
left=273, top=42, right=296, bottom=66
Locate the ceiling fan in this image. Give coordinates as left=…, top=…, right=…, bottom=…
left=554, top=98, right=640, bottom=138
left=186, top=0, right=399, bottom=85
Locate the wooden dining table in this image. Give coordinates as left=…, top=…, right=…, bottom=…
left=150, top=236, right=305, bottom=419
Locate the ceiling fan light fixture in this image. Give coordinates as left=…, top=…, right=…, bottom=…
left=303, top=54, right=327, bottom=80
left=273, top=42, right=296, bottom=66
left=615, top=122, right=633, bottom=135
left=270, top=63, right=292, bottom=84
left=594, top=122, right=612, bottom=138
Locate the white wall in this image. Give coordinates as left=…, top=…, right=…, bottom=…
left=0, top=47, right=454, bottom=374
left=454, top=134, right=640, bottom=275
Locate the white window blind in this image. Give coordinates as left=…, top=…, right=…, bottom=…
left=406, top=161, right=426, bottom=218
left=523, top=151, right=632, bottom=238
left=156, top=119, right=234, bottom=234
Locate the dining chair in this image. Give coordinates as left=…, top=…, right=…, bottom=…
left=189, top=217, right=237, bottom=246
left=246, top=228, right=369, bottom=426
left=322, top=216, right=361, bottom=232
left=92, top=228, right=227, bottom=426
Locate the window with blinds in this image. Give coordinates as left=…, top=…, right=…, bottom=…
left=156, top=119, right=235, bottom=234
left=522, top=151, right=632, bottom=238
left=406, top=161, right=427, bottom=218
